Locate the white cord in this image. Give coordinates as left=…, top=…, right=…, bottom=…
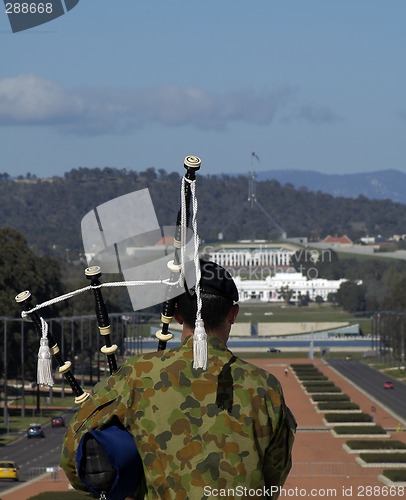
left=190, top=180, right=207, bottom=370
left=21, top=277, right=177, bottom=317
left=180, top=176, right=192, bottom=286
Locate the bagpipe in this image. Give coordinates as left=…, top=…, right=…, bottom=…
left=14, top=155, right=204, bottom=500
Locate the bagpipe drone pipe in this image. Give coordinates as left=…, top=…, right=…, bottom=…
left=14, top=155, right=202, bottom=500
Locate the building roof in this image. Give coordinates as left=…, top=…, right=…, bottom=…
left=323, top=235, right=353, bottom=245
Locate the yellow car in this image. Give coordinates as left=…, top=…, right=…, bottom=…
left=0, top=461, right=19, bottom=481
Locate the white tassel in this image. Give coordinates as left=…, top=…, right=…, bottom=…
left=188, top=179, right=209, bottom=370
left=193, top=319, right=208, bottom=370
left=37, top=319, right=54, bottom=387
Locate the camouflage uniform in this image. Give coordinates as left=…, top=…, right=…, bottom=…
left=61, top=335, right=296, bottom=499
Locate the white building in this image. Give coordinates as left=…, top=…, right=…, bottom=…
left=207, top=244, right=295, bottom=269
left=234, top=272, right=348, bottom=303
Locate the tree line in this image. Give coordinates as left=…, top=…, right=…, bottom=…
left=3, top=167, right=406, bottom=260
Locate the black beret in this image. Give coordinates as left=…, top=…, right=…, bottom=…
left=184, top=259, right=239, bottom=302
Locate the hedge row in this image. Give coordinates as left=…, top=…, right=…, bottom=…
left=360, top=453, right=406, bottom=463
left=294, top=370, right=325, bottom=378
left=312, top=394, right=350, bottom=402
left=306, top=386, right=342, bottom=393
left=383, top=469, right=406, bottom=482
left=346, top=440, right=406, bottom=450
left=334, top=425, right=386, bottom=435
left=302, top=381, right=336, bottom=387
left=292, top=367, right=324, bottom=372
left=290, top=365, right=324, bottom=376
left=318, top=402, right=360, bottom=411
left=325, top=412, right=373, bottom=423
left=297, top=375, right=329, bottom=381
left=290, top=364, right=319, bottom=370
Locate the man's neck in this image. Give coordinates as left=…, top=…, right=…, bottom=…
left=181, top=325, right=229, bottom=344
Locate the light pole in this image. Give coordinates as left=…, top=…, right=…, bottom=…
left=20, top=320, right=25, bottom=418
left=3, top=318, right=9, bottom=433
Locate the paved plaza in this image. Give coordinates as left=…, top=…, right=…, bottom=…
left=3, top=357, right=406, bottom=499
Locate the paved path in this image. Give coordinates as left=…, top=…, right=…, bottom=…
left=2, top=357, right=405, bottom=499
left=255, top=358, right=406, bottom=498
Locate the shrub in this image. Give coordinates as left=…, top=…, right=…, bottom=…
left=293, top=367, right=321, bottom=372
left=333, top=425, right=386, bottom=435
left=346, top=440, right=406, bottom=450
left=306, top=386, right=341, bottom=393
left=290, top=364, right=316, bottom=370
left=325, top=412, right=373, bottom=423
left=296, top=372, right=323, bottom=378
left=302, top=381, right=335, bottom=387
left=318, top=402, right=360, bottom=411
left=295, top=371, right=323, bottom=377
left=312, top=394, right=350, bottom=402
left=297, top=375, right=329, bottom=381
left=383, top=469, right=406, bottom=482
left=360, top=453, right=406, bottom=463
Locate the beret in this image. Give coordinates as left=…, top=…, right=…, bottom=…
left=185, top=259, right=239, bottom=302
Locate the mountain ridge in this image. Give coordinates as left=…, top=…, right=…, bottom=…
left=254, top=168, right=406, bottom=204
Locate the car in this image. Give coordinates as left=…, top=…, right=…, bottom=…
left=27, top=423, right=45, bottom=438
left=51, top=416, right=65, bottom=428
left=345, top=355, right=352, bottom=361
left=0, top=461, right=19, bottom=481
left=384, top=381, right=394, bottom=389
left=268, top=348, right=281, bottom=353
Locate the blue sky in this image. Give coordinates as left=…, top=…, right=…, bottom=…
left=1, top=0, right=405, bottom=179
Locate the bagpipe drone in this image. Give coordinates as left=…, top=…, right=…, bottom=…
left=14, top=155, right=205, bottom=499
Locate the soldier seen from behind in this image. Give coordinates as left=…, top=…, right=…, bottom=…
left=60, top=260, right=296, bottom=499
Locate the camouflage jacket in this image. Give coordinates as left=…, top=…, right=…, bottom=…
left=60, top=335, right=296, bottom=499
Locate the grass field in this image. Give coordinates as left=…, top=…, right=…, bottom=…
left=236, top=302, right=372, bottom=334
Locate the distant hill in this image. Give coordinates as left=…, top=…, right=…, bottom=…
left=3, top=167, right=406, bottom=261
left=255, top=169, right=406, bottom=204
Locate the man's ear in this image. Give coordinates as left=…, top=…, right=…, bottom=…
left=228, top=304, right=239, bottom=325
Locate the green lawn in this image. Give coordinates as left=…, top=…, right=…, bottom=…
left=236, top=303, right=371, bottom=334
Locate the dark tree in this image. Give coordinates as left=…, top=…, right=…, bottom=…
left=0, top=228, right=64, bottom=379
left=335, top=281, right=367, bottom=313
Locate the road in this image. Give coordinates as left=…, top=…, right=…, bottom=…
left=0, top=413, right=73, bottom=497
left=327, top=358, right=406, bottom=424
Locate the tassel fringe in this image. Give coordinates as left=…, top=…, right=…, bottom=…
left=193, top=319, right=208, bottom=370
left=37, top=318, right=54, bottom=387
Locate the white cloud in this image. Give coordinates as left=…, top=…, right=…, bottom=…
left=0, top=74, right=83, bottom=124
left=0, top=74, right=336, bottom=136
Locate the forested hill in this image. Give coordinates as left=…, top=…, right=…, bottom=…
left=2, top=167, right=406, bottom=260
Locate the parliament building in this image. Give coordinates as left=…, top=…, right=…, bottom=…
left=205, top=242, right=347, bottom=304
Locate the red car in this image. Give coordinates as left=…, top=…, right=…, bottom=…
left=51, top=416, right=65, bottom=427
left=384, top=381, right=394, bottom=389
